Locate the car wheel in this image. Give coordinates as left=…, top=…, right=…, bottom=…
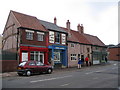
left=26, top=70, right=31, bottom=76
left=47, top=68, right=52, bottom=74
left=18, top=73, right=23, bottom=76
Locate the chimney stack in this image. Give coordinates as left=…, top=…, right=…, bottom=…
left=54, top=17, right=57, bottom=25
left=81, top=24, right=84, bottom=33
left=77, top=24, right=84, bottom=34
left=66, top=20, right=70, bottom=30
left=66, top=20, right=71, bottom=36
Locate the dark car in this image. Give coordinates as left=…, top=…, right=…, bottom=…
left=17, top=61, right=53, bottom=76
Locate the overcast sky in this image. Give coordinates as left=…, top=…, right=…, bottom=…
left=0, top=0, right=119, bottom=45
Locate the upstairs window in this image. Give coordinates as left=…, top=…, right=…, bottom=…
left=71, top=43, right=75, bottom=47
left=55, top=32, right=60, bottom=44
left=87, top=48, right=90, bottom=52
left=37, top=32, right=44, bottom=41
left=26, top=30, right=34, bottom=40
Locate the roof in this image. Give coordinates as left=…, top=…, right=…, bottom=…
left=61, top=27, right=91, bottom=44
left=83, top=34, right=105, bottom=46
left=61, top=27, right=105, bottom=46
left=11, top=10, right=46, bottom=32
left=108, top=44, right=120, bottom=48
left=40, top=20, right=67, bottom=33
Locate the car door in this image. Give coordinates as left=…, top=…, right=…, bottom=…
left=27, top=61, right=38, bottom=74
left=36, top=62, right=46, bottom=73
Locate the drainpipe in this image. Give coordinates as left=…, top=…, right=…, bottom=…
left=91, top=45, right=93, bottom=65
left=51, top=48, right=54, bottom=68
left=16, top=28, right=19, bottom=64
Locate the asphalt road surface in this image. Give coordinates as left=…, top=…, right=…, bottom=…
left=2, top=61, right=119, bottom=88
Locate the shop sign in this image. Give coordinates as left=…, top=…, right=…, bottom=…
left=61, top=34, right=66, bottom=45
left=93, top=60, right=100, bottom=64
left=49, top=31, right=54, bottom=43
left=55, top=47, right=65, bottom=50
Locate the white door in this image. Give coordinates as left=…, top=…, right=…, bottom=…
left=22, top=52, right=28, bottom=62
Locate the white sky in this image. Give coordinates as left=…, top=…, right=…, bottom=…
left=0, top=0, right=119, bottom=45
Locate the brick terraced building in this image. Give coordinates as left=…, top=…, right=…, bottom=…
left=2, top=10, right=107, bottom=70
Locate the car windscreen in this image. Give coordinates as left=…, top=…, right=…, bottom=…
left=19, top=62, right=27, bottom=66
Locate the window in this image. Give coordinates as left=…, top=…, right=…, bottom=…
left=30, top=51, right=34, bottom=60
left=29, top=61, right=36, bottom=66
left=36, top=62, right=44, bottom=66
left=26, top=32, right=33, bottom=40
left=37, top=34, right=44, bottom=41
left=54, top=52, right=60, bottom=61
left=37, top=32, right=44, bottom=41
left=55, top=32, right=60, bottom=44
left=71, top=43, right=75, bottom=47
left=96, top=47, right=98, bottom=50
left=87, top=48, right=90, bottom=52
left=30, top=51, right=44, bottom=63
left=71, top=54, right=77, bottom=60
left=19, top=62, right=27, bottom=66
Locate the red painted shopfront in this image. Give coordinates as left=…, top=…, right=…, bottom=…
left=19, top=46, right=49, bottom=65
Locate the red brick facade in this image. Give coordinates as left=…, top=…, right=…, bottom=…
left=108, top=47, right=120, bottom=60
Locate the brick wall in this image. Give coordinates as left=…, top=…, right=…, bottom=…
left=0, top=60, right=18, bottom=72
left=68, top=43, right=80, bottom=67
left=108, top=47, right=120, bottom=61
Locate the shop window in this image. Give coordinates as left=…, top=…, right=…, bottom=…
left=55, top=32, right=60, bottom=44
left=54, top=52, right=60, bottom=61
left=22, top=51, right=28, bottom=62
left=71, top=54, right=77, bottom=60
left=30, top=51, right=44, bottom=63
left=26, top=32, right=33, bottom=40
left=30, top=51, right=34, bottom=60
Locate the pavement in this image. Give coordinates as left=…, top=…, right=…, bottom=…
left=0, top=62, right=111, bottom=78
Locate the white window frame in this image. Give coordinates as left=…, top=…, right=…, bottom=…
left=37, top=34, right=44, bottom=41
left=70, top=54, right=77, bottom=61
left=30, top=51, right=44, bottom=63
left=26, top=30, right=34, bottom=40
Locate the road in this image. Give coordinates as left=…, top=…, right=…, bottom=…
left=2, top=61, right=119, bottom=88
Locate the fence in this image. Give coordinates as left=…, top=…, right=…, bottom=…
left=1, top=51, right=17, bottom=60
left=0, top=51, right=18, bottom=72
